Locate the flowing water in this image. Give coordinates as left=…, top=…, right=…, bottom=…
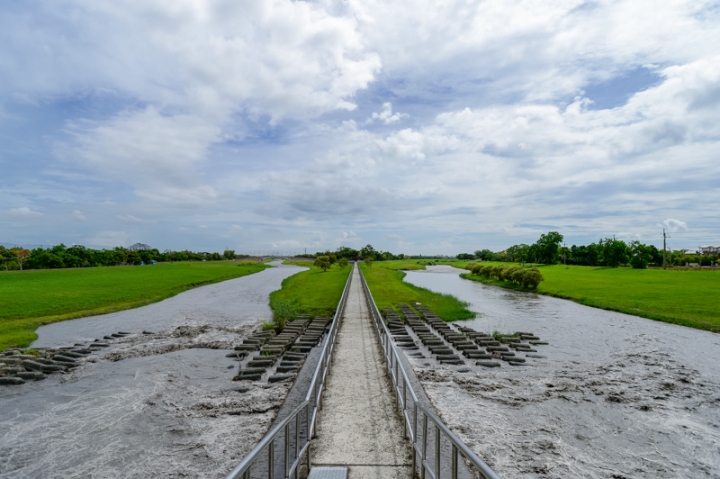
left=0, top=262, right=304, bottom=478
left=402, top=266, right=720, bottom=478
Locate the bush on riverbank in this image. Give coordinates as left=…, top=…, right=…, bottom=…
left=467, top=263, right=544, bottom=289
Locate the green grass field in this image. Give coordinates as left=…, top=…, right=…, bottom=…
left=0, top=261, right=268, bottom=351
left=443, top=260, right=720, bottom=332
left=360, top=262, right=475, bottom=321
left=270, top=260, right=352, bottom=318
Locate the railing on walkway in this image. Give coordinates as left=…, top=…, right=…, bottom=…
left=357, top=266, right=501, bottom=479
left=225, top=263, right=355, bottom=479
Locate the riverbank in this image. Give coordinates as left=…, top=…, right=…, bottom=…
left=0, top=261, right=268, bottom=351
left=360, top=262, right=475, bottom=320
left=429, top=260, right=719, bottom=333
left=270, top=260, right=352, bottom=318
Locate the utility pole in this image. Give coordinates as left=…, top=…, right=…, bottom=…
left=563, top=242, right=567, bottom=265
left=662, top=229, right=667, bottom=270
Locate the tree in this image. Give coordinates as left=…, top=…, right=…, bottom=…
left=0, top=246, right=15, bottom=271
left=314, top=256, right=332, bottom=272
left=364, top=257, right=374, bottom=268
left=456, top=253, right=475, bottom=260
left=601, top=238, right=629, bottom=267
left=629, top=241, right=651, bottom=269
left=336, top=257, right=349, bottom=269
left=534, top=231, right=564, bottom=264
left=223, top=250, right=236, bottom=260
left=336, top=246, right=360, bottom=260
left=13, top=249, right=30, bottom=270
left=360, top=244, right=377, bottom=261
left=474, top=249, right=495, bottom=261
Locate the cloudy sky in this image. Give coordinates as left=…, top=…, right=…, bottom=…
left=1, top=0, right=719, bottom=255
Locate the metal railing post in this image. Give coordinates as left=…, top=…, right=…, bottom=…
left=268, top=441, right=274, bottom=479
left=284, top=423, right=290, bottom=479
left=452, top=445, right=458, bottom=479
left=421, top=413, right=428, bottom=479
left=435, top=425, right=441, bottom=479
left=306, top=403, right=312, bottom=471
left=295, top=413, right=300, bottom=479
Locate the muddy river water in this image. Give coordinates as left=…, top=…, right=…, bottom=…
left=0, top=262, right=305, bottom=479
left=403, top=266, right=720, bottom=479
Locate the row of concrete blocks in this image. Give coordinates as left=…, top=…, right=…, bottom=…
left=232, top=316, right=333, bottom=383
left=0, top=331, right=137, bottom=386
left=416, top=307, right=546, bottom=365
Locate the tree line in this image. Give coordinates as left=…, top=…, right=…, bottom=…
left=313, top=244, right=404, bottom=262
left=0, top=244, right=243, bottom=271
left=460, top=232, right=719, bottom=268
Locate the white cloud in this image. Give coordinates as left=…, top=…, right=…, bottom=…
left=342, top=231, right=357, bottom=238
left=663, top=219, right=688, bottom=232
left=377, top=129, right=425, bottom=160
left=368, top=103, right=408, bottom=124
left=73, top=210, right=86, bottom=221
left=9, top=207, right=42, bottom=219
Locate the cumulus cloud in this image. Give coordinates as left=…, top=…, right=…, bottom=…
left=368, top=103, right=408, bottom=124
left=10, top=207, right=42, bottom=219
left=377, top=129, right=425, bottom=160
left=662, top=219, right=688, bottom=232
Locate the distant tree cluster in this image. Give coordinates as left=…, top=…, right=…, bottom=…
left=468, top=232, right=718, bottom=269
left=0, top=244, right=242, bottom=271
left=466, top=262, right=544, bottom=289
left=314, top=244, right=404, bottom=262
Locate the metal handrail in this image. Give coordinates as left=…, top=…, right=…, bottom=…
left=357, top=265, right=501, bottom=479
left=225, top=263, right=355, bottom=479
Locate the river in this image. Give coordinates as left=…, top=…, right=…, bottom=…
left=402, top=265, right=720, bottom=478
left=0, top=262, right=305, bottom=479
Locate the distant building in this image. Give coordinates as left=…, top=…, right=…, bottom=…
left=700, top=245, right=720, bottom=254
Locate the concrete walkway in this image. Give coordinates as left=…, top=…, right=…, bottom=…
left=311, top=266, right=413, bottom=479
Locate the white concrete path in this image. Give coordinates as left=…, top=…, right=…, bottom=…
left=311, top=266, right=413, bottom=479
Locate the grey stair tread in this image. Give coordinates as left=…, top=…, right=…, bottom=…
left=308, top=467, right=348, bottom=479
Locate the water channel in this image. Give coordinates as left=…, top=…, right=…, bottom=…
left=402, top=265, right=720, bottom=478
left=0, top=262, right=305, bottom=479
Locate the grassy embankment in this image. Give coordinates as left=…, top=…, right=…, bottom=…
left=360, top=261, right=475, bottom=321
left=439, top=260, right=720, bottom=332
left=0, top=261, right=268, bottom=351
left=269, top=260, right=352, bottom=321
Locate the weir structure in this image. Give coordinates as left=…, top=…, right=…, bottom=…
left=225, top=263, right=501, bottom=479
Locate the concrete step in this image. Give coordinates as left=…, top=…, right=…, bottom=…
left=308, top=467, right=347, bottom=479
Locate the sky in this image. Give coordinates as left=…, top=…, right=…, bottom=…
left=1, top=0, right=719, bottom=255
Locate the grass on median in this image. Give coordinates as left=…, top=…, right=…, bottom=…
left=360, top=262, right=475, bottom=321
left=445, top=260, right=720, bottom=333
left=269, top=260, right=352, bottom=322
left=0, top=261, right=268, bottom=351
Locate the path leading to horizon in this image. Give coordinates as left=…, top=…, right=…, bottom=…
left=311, top=265, right=413, bottom=479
